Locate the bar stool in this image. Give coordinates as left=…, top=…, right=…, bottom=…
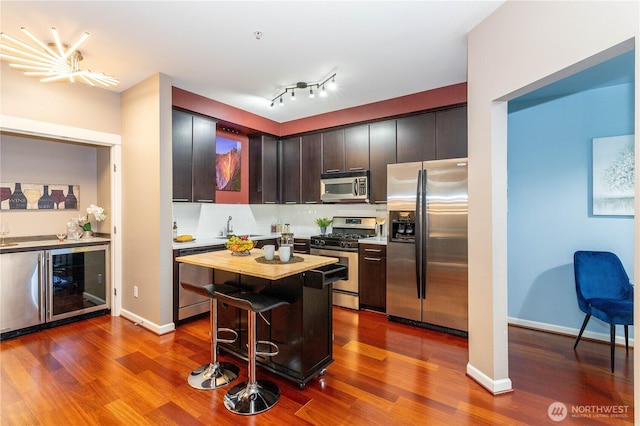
left=214, top=289, right=289, bottom=415
left=180, top=282, right=241, bottom=390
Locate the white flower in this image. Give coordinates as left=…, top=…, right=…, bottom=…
left=87, top=204, right=107, bottom=222
left=68, top=205, right=106, bottom=232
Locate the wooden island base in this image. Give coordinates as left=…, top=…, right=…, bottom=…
left=176, top=250, right=345, bottom=388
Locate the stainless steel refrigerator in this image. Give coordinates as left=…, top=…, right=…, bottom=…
left=386, top=159, right=468, bottom=335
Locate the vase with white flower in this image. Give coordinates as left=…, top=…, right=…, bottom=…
left=68, top=204, right=107, bottom=239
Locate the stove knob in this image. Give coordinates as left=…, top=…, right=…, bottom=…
left=313, top=239, right=320, bottom=245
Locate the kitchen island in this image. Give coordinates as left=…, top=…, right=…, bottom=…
left=175, top=250, right=345, bottom=388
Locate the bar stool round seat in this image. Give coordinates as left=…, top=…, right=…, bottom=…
left=180, top=282, right=241, bottom=390
left=214, top=289, right=289, bottom=415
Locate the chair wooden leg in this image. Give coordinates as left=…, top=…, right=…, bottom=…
left=574, top=314, right=591, bottom=349
left=624, top=325, right=629, bottom=353
left=610, top=324, right=615, bottom=373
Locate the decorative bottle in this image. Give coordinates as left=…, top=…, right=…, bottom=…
left=173, top=221, right=178, bottom=239
left=9, top=183, right=27, bottom=209
left=38, top=185, right=55, bottom=209
left=65, top=185, right=77, bottom=209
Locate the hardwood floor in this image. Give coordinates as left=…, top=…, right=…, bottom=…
left=1, top=308, right=634, bottom=425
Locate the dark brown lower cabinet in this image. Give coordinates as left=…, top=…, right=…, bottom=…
left=215, top=273, right=333, bottom=389
left=359, top=243, right=386, bottom=312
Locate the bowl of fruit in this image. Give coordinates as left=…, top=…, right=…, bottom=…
left=226, top=235, right=255, bottom=256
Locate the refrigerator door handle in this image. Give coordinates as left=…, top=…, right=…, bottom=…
left=415, top=169, right=423, bottom=299
left=421, top=169, right=428, bottom=299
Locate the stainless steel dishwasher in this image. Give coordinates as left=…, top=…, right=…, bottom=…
left=176, top=245, right=224, bottom=321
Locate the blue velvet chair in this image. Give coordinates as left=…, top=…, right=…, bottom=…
left=573, top=251, right=634, bottom=372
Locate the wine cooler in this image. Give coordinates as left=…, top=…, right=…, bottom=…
left=48, top=245, right=110, bottom=321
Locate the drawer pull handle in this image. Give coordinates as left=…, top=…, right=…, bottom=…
left=365, top=248, right=381, bottom=252
left=364, top=257, right=382, bottom=261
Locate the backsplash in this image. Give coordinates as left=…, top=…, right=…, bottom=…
left=172, top=203, right=387, bottom=238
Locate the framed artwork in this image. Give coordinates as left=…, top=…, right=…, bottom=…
left=1, top=182, right=79, bottom=210
left=592, top=135, right=634, bottom=216
left=216, top=137, right=241, bottom=191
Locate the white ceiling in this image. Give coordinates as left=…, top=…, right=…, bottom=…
left=1, top=1, right=504, bottom=123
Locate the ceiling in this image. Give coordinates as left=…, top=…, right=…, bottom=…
left=0, top=1, right=504, bottom=123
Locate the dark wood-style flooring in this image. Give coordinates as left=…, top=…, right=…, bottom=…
left=1, top=308, right=634, bottom=425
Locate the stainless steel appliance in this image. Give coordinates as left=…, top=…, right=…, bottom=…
left=320, top=170, right=369, bottom=203
left=310, top=216, right=376, bottom=309
left=1, top=244, right=110, bottom=339
left=176, top=245, right=222, bottom=321
left=0, top=251, right=44, bottom=334
left=48, top=245, right=110, bottom=322
left=386, top=159, right=468, bottom=335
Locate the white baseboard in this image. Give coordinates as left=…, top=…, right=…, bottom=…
left=466, top=363, right=513, bottom=394
left=119, top=309, right=175, bottom=335
left=508, top=317, right=635, bottom=347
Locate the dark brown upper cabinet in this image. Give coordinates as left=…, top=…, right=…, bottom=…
left=344, top=124, right=369, bottom=171
left=172, top=109, right=216, bottom=203
left=368, top=120, right=396, bottom=203
left=280, top=136, right=302, bottom=204
left=321, top=128, right=345, bottom=173
left=396, top=105, right=467, bottom=162
left=435, top=105, right=467, bottom=159
left=396, top=113, right=436, bottom=163
left=301, top=133, right=322, bottom=204
left=249, top=134, right=279, bottom=204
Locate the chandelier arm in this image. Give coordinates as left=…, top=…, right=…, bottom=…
left=63, top=32, right=89, bottom=61
left=9, top=59, right=73, bottom=74
left=40, top=73, right=73, bottom=83
left=0, top=44, right=53, bottom=63
left=0, top=34, right=54, bottom=61
left=79, top=74, right=96, bottom=87
left=51, top=27, right=66, bottom=58
left=21, top=27, right=60, bottom=59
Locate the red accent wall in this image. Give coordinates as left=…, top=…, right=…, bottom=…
left=172, top=82, right=467, bottom=137
left=215, top=129, right=249, bottom=204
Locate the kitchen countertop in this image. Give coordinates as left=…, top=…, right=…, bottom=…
left=358, top=236, right=388, bottom=246
left=176, top=249, right=338, bottom=281
left=172, top=233, right=315, bottom=250
left=0, top=236, right=111, bottom=253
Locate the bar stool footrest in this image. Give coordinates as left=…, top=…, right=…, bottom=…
left=256, top=340, right=279, bottom=357
left=217, top=327, right=239, bottom=344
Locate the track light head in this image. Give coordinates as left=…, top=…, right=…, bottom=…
left=269, top=73, right=336, bottom=107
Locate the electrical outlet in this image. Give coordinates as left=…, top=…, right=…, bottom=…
left=134, top=286, right=138, bottom=298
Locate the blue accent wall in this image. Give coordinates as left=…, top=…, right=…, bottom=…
left=507, top=81, right=634, bottom=337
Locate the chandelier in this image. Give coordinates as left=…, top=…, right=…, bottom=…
left=0, top=27, right=118, bottom=87
left=270, top=73, right=337, bottom=108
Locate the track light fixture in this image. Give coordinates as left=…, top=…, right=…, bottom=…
left=269, top=73, right=336, bottom=108
left=0, top=27, right=118, bottom=87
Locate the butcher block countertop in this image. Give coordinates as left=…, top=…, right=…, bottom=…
left=175, top=249, right=338, bottom=281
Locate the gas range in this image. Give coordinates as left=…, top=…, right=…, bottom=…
left=310, top=217, right=377, bottom=252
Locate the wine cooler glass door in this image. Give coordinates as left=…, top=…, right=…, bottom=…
left=48, top=245, right=110, bottom=321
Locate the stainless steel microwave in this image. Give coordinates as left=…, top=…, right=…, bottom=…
left=320, top=170, right=369, bottom=203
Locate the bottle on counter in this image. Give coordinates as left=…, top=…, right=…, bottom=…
left=173, top=221, right=178, bottom=239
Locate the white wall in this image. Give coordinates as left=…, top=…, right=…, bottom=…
left=467, top=0, right=638, bottom=400
left=120, top=73, right=174, bottom=334
left=0, top=62, right=120, bottom=134
left=0, top=134, right=103, bottom=237
left=172, top=202, right=385, bottom=239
